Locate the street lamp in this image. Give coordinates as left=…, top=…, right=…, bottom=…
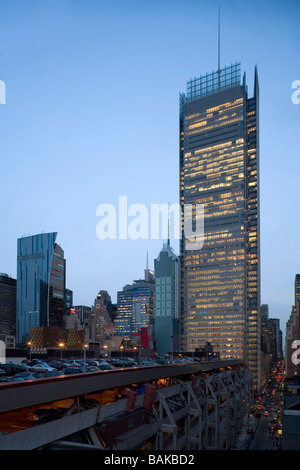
left=83, top=343, right=88, bottom=372
left=27, top=341, right=32, bottom=361
left=134, top=346, right=141, bottom=366
left=58, top=342, right=64, bottom=360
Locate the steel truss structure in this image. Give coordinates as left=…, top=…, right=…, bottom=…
left=0, top=361, right=253, bottom=450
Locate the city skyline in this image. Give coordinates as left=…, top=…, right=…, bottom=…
left=0, top=0, right=299, bottom=340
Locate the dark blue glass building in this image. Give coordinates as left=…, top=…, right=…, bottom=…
left=16, top=232, right=66, bottom=346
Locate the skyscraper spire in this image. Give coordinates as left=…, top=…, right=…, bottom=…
left=168, top=202, right=170, bottom=246
left=218, top=6, right=221, bottom=73
left=218, top=6, right=221, bottom=88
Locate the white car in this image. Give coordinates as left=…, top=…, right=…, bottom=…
left=31, top=363, right=56, bottom=372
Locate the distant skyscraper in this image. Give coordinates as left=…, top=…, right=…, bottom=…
left=261, top=304, right=269, bottom=322
left=64, top=288, right=73, bottom=314
left=155, top=241, right=180, bottom=319
left=16, top=232, right=66, bottom=346
left=286, top=274, right=300, bottom=378
left=74, top=305, right=91, bottom=324
left=92, top=291, right=114, bottom=345
left=154, top=241, right=180, bottom=356
left=115, top=271, right=155, bottom=343
left=0, top=273, right=17, bottom=337
left=180, top=63, right=261, bottom=389
left=294, top=274, right=300, bottom=306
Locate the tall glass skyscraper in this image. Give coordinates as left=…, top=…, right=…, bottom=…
left=16, top=232, right=66, bottom=346
left=154, top=241, right=180, bottom=357
left=180, top=63, right=261, bottom=389
left=115, top=271, right=155, bottom=343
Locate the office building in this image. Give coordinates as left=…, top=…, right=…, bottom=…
left=73, top=305, right=91, bottom=324
left=154, top=241, right=180, bottom=356
left=115, top=270, right=155, bottom=344
left=261, top=304, right=269, bottom=322
left=64, top=288, right=73, bottom=314
left=0, top=273, right=17, bottom=337
left=260, top=304, right=283, bottom=387
left=49, top=242, right=66, bottom=328
left=16, top=232, right=66, bottom=346
left=282, top=376, right=300, bottom=450
left=91, top=291, right=114, bottom=346
left=286, top=275, right=300, bottom=378
left=180, top=63, right=261, bottom=389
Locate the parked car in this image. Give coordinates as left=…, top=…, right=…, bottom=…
left=22, top=359, right=44, bottom=367
left=83, top=365, right=100, bottom=372
left=12, top=372, right=40, bottom=380
left=97, top=363, right=113, bottom=370
left=112, top=359, right=136, bottom=367
left=87, top=360, right=102, bottom=367
left=0, top=363, right=26, bottom=376
left=61, top=367, right=83, bottom=375
left=46, top=361, right=63, bottom=370
left=67, top=360, right=82, bottom=367
left=42, top=370, right=64, bottom=377
left=0, top=377, right=11, bottom=382
left=31, top=363, right=56, bottom=373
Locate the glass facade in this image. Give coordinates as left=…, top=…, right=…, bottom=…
left=49, top=243, right=66, bottom=328
left=0, top=274, right=17, bottom=337
left=115, top=287, right=134, bottom=340
left=115, top=275, right=155, bottom=342
left=16, top=232, right=66, bottom=346
left=180, top=64, right=261, bottom=389
left=154, top=242, right=180, bottom=319
left=154, top=242, right=180, bottom=356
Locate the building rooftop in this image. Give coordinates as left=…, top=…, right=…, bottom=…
left=156, top=241, right=178, bottom=261
left=186, top=62, right=241, bottom=101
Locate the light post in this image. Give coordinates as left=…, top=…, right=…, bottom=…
left=27, top=341, right=32, bottom=361
left=58, top=342, right=64, bottom=360
left=81, top=321, right=89, bottom=370
left=134, top=345, right=141, bottom=366
left=83, top=343, right=88, bottom=372
left=120, top=345, right=124, bottom=358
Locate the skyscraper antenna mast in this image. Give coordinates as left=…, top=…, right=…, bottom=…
left=218, top=6, right=220, bottom=72
left=168, top=202, right=170, bottom=246
left=218, top=6, right=221, bottom=88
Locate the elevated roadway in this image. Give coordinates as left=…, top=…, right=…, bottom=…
left=0, top=359, right=253, bottom=450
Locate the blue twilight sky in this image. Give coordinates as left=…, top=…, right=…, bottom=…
left=0, top=0, right=299, bottom=337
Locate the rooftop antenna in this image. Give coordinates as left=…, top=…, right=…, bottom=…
left=218, top=6, right=221, bottom=88
left=146, top=250, right=149, bottom=270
